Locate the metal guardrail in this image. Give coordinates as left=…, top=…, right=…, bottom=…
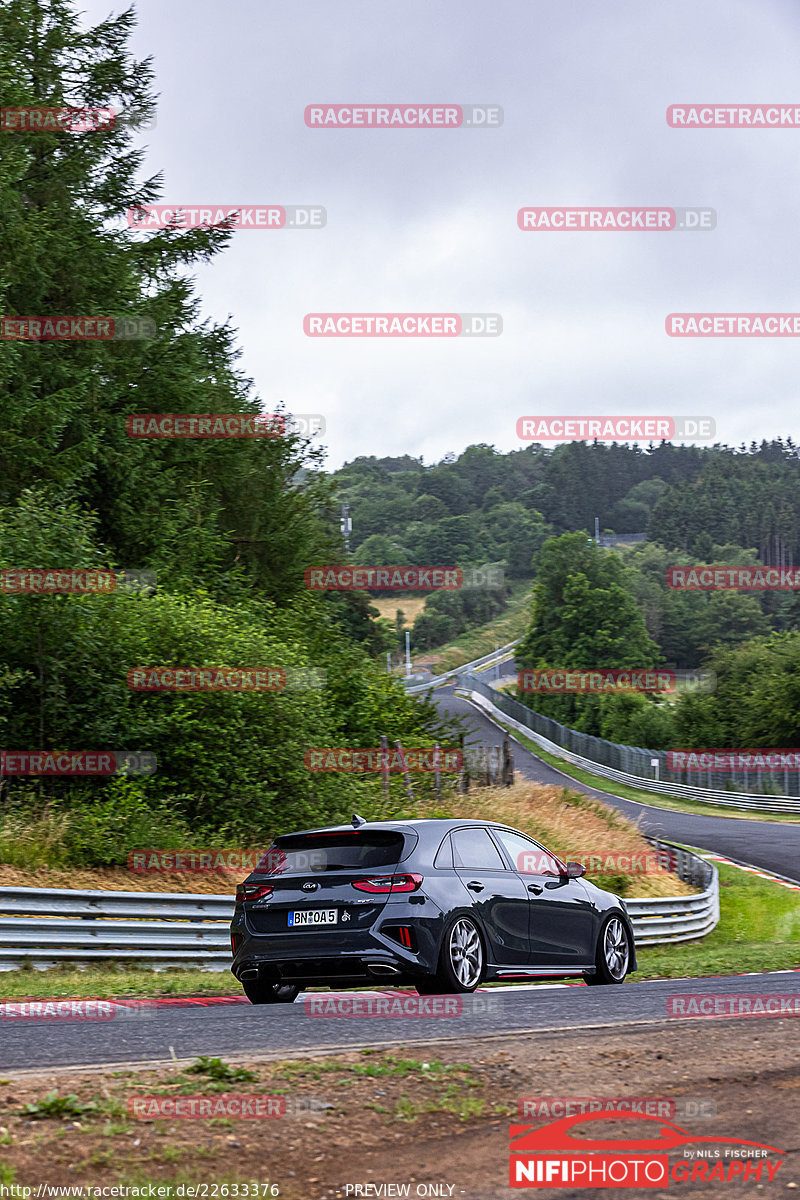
left=460, top=672, right=800, bottom=813
left=0, top=840, right=717, bottom=969
left=403, top=638, right=521, bottom=695
left=0, top=887, right=233, bottom=970
left=626, top=840, right=719, bottom=945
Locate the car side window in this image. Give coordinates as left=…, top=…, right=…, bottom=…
left=492, top=828, right=563, bottom=876
left=451, top=827, right=506, bottom=870
left=433, top=834, right=453, bottom=869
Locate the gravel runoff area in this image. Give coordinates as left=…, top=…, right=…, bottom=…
left=1, top=1015, right=797, bottom=1199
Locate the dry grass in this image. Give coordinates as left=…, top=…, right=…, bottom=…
left=0, top=782, right=691, bottom=899
left=0, top=863, right=240, bottom=894
left=412, top=780, right=695, bottom=898
left=369, top=596, right=429, bottom=627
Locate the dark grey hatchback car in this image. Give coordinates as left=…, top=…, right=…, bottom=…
left=230, top=817, right=636, bottom=1003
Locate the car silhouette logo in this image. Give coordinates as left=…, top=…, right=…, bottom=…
left=510, top=1111, right=783, bottom=1155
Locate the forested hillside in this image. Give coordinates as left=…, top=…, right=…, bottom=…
left=0, top=1, right=454, bottom=862
left=331, top=439, right=800, bottom=566
left=515, top=533, right=800, bottom=754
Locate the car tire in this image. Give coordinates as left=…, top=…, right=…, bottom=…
left=415, top=914, right=485, bottom=995
left=584, top=914, right=631, bottom=986
left=241, top=979, right=301, bottom=1004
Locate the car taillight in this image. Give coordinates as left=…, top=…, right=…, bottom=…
left=351, top=873, right=423, bottom=894
left=235, top=882, right=274, bottom=903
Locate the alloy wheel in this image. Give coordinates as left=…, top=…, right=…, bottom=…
left=448, top=918, right=483, bottom=988
left=603, top=917, right=630, bottom=981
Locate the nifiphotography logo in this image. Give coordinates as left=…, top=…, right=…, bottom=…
left=509, top=1111, right=784, bottom=1187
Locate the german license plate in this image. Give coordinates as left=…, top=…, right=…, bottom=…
left=288, top=909, right=337, bottom=927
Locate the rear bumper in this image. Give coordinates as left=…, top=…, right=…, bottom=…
left=231, top=949, right=428, bottom=986
left=230, top=902, right=442, bottom=985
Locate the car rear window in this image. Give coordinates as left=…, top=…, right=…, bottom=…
left=258, top=831, right=406, bottom=875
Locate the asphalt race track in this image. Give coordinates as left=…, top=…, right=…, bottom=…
left=3, top=973, right=800, bottom=1072
left=2, top=671, right=799, bottom=1074
left=435, top=678, right=800, bottom=884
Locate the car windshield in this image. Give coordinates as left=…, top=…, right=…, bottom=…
left=256, top=831, right=405, bottom=875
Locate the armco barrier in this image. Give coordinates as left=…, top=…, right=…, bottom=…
left=403, top=638, right=520, bottom=695
left=0, top=842, right=717, bottom=969
left=0, top=887, right=233, bottom=970
left=459, top=671, right=800, bottom=813
left=626, top=840, right=719, bottom=945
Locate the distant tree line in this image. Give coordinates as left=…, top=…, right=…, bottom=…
left=331, top=439, right=800, bottom=568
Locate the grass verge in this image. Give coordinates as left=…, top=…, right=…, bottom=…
left=0, top=963, right=237, bottom=999
left=405, top=578, right=532, bottom=673
left=487, top=713, right=800, bottom=825
left=632, top=860, right=800, bottom=979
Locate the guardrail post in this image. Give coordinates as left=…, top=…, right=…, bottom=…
left=502, top=736, right=514, bottom=786
left=393, top=740, right=414, bottom=803
left=380, top=735, right=390, bottom=803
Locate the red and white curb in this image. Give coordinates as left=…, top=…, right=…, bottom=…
left=697, top=852, right=800, bottom=890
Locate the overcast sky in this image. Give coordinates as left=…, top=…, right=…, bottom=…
left=79, top=0, right=800, bottom=469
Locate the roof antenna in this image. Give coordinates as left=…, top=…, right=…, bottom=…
left=351, top=812, right=367, bottom=828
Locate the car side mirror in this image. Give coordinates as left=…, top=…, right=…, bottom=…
left=565, top=861, right=586, bottom=878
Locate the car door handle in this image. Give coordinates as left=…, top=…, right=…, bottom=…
left=466, top=881, right=484, bottom=892
left=528, top=883, right=543, bottom=895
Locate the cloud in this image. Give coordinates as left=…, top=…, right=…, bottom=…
left=79, top=0, right=800, bottom=465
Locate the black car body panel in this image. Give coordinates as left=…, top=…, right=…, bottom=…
left=230, top=818, right=637, bottom=988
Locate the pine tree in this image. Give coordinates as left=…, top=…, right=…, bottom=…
left=0, top=0, right=336, bottom=601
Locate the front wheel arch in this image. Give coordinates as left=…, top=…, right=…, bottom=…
left=584, top=912, right=632, bottom=986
